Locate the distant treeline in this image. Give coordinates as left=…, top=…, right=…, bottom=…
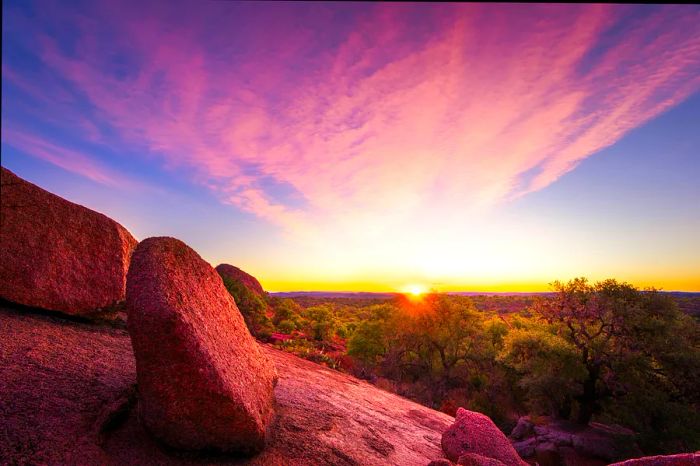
left=270, top=290, right=700, bottom=317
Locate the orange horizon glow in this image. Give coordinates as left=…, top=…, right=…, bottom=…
left=256, top=276, right=700, bottom=294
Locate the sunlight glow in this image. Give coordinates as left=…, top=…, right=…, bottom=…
left=402, top=284, right=428, bottom=297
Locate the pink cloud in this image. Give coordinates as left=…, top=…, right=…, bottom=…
left=7, top=3, right=700, bottom=242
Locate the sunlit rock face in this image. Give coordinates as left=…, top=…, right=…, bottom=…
left=0, top=167, right=137, bottom=317
left=126, top=237, right=277, bottom=454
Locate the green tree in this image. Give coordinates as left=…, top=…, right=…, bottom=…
left=276, top=319, right=297, bottom=334
left=483, top=316, right=509, bottom=351
left=349, top=320, right=388, bottom=364
left=305, top=305, right=337, bottom=341
left=410, top=294, right=487, bottom=383
left=379, top=294, right=490, bottom=404
left=504, top=277, right=700, bottom=440
left=499, top=325, right=585, bottom=418
left=272, top=298, right=302, bottom=327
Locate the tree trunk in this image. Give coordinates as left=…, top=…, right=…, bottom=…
left=577, top=364, right=600, bottom=425
left=577, top=398, right=595, bottom=425
left=558, top=396, right=572, bottom=420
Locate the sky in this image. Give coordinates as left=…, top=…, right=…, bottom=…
left=2, top=1, right=700, bottom=292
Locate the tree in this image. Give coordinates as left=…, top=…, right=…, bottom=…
left=349, top=319, right=388, bottom=364
left=272, top=298, right=302, bottom=333
left=410, top=294, right=486, bottom=384
left=499, top=325, right=585, bottom=418
left=540, top=278, right=638, bottom=424
left=276, top=319, right=297, bottom=334
left=507, top=277, right=700, bottom=432
left=304, top=305, right=337, bottom=341
left=378, top=294, right=491, bottom=407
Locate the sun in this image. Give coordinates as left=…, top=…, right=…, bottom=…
left=402, top=284, right=427, bottom=297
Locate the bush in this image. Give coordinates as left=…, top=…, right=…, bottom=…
left=276, top=319, right=297, bottom=334
left=219, top=275, right=273, bottom=340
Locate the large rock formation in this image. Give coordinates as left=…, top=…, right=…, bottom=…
left=126, top=237, right=277, bottom=454
left=216, top=263, right=266, bottom=297
left=442, top=408, right=527, bottom=466
left=0, top=304, right=452, bottom=464
left=0, top=167, right=137, bottom=317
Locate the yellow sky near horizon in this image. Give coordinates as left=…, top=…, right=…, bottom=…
left=256, top=272, right=700, bottom=294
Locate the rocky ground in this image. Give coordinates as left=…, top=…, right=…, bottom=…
left=0, top=304, right=452, bottom=465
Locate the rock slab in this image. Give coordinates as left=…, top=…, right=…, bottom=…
left=1, top=305, right=452, bottom=465
left=126, top=237, right=277, bottom=453
left=442, top=408, right=526, bottom=466
left=0, top=167, right=137, bottom=316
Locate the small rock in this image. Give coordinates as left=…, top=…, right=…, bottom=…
left=509, top=417, right=534, bottom=440
left=441, top=408, right=527, bottom=466
left=512, top=437, right=537, bottom=458
left=548, top=431, right=573, bottom=447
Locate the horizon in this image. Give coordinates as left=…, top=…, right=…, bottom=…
left=2, top=2, right=700, bottom=293
left=268, top=289, right=700, bottom=295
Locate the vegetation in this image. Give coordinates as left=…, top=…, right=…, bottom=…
left=509, top=279, right=699, bottom=426
left=220, top=275, right=274, bottom=339
left=224, top=277, right=700, bottom=454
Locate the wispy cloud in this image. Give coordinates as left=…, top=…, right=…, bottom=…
left=4, top=3, right=700, bottom=245
left=2, top=128, right=139, bottom=189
